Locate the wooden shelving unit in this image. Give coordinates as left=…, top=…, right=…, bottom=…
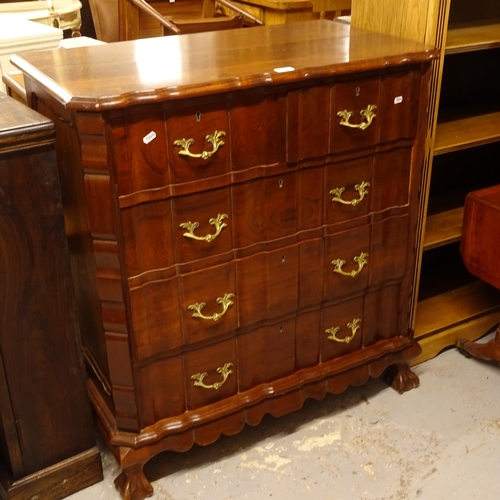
left=434, top=110, right=500, bottom=155
left=351, top=0, right=500, bottom=365
left=446, top=18, right=500, bottom=54
left=423, top=206, right=463, bottom=250
left=412, top=0, right=500, bottom=364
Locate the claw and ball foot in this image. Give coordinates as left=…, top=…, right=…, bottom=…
left=114, top=463, right=154, bottom=500
left=384, top=363, right=420, bottom=394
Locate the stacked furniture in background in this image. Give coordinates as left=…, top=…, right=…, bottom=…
left=0, top=0, right=82, bottom=36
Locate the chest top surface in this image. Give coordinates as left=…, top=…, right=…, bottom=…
left=11, top=20, right=437, bottom=110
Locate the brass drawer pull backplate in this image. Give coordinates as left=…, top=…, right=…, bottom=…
left=332, top=252, right=368, bottom=278
left=180, top=213, right=228, bottom=242
left=188, top=292, right=235, bottom=321
left=326, top=318, right=361, bottom=344
left=191, top=362, right=234, bottom=390
left=337, top=104, right=377, bottom=130
left=173, top=130, right=226, bottom=160
left=330, top=181, right=370, bottom=206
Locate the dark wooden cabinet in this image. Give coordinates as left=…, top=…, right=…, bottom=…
left=0, top=94, right=102, bottom=500
left=12, top=20, right=436, bottom=500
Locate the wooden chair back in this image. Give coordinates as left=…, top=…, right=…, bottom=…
left=88, top=0, right=120, bottom=42
left=121, top=0, right=261, bottom=40
left=310, top=0, right=351, bottom=18
left=163, top=14, right=243, bottom=35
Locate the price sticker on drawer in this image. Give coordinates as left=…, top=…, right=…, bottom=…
left=143, top=131, right=157, bottom=144
left=394, top=96, right=404, bottom=105
left=274, top=66, right=295, bottom=73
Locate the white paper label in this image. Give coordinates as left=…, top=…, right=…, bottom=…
left=143, top=131, right=156, bottom=144
left=274, top=66, right=295, bottom=73
left=394, top=96, right=404, bottom=104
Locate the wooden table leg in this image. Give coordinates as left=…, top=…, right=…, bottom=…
left=456, top=323, right=500, bottom=362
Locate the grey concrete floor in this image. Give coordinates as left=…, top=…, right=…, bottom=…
left=69, top=332, right=500, bottom=500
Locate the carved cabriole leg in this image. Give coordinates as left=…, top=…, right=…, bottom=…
left=456, top=324, right=500, bottom=362
left=114, top=448, right=153, bottom=500
left=384, top=363, right=420, bottom=394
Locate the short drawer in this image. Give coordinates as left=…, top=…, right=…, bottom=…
left=109, top=92, right=282, bottom=198
left=330, top=70, right=420, bottom=153
left=330, top=76, right=381, bottom=153
left=108, top=101, right=229, bottom=196
left=286, top=69, right=420, bottom=162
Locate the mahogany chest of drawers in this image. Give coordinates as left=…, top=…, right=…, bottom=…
left=12, top=20, right=437, bottom=499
